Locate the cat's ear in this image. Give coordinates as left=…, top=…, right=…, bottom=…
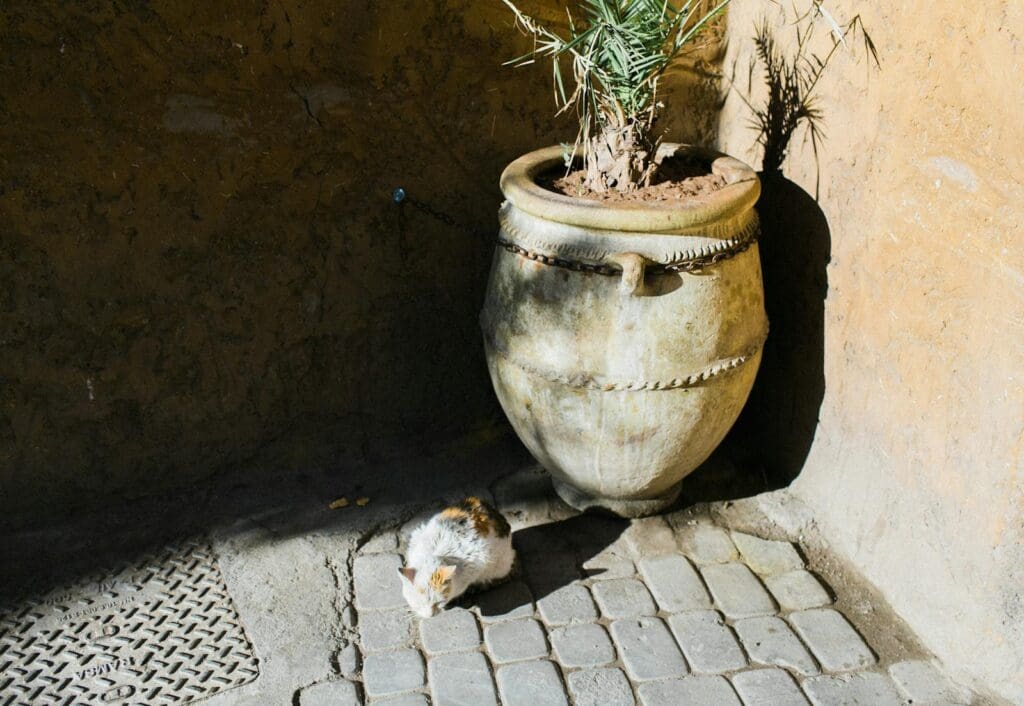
left=435, top=565, right=457, bottom=583
left=398, top=567, right=417, bottom=584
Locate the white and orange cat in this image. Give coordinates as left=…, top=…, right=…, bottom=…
left=399, top=497, right=515, bottom=618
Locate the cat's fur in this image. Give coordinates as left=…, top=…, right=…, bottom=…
left=399, top=497, right=515, bottom=617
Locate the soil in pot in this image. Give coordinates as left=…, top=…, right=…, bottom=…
left=539, top=153, right=727, bottom=204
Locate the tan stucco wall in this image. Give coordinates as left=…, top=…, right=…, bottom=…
left=0, top=1, right=718, bottom=526
left=718, top=1, right=1024, bottom=701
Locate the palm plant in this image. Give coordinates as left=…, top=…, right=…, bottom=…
left=502, top=0, right=730, bottom=193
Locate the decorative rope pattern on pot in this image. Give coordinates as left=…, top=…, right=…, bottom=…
left=496, top=217, right=759, bottom=275
left=483, top=334, right=767, bottom=392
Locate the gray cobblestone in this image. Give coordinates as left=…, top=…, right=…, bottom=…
left=496, top=660, right=569, bottom=706
left=764, top=570, right=832, bottom=611
left=550, top=623, right=617, bottom=668
left=623, top=517, right=679, bottom=557
left=609, top=617, right=688, bottom=681
left=582, top=553, right=636, bottom=580
left=731, top=533, right=804, bottom=576
left=484, top=618, right=548, bottom=663
left=537, top=583, right=598, bottom=626
left=802, top=673, right=903, bottom=706
left=731, top=669, right=809, bottom=706
left=358, top=609, right=415, bottom=653
left=701, top=563, right=777, bottom=619
left=667, top=610, right=748, bottom=673
left=889, top=660, right=970, bottom=705
left=638, top=676, right=741, bottom=706
left=475, top=580, right=535, bottom=623
left=362, top=649, right=425, bottom=699
left=373, top=695, right=429, bottom=706
left=354, top=553, right=407, bottom=611
left=638, top=554, right=711, bottom=613
left=788, top=609, right=876, bottom=672
left=734, top=616, right=819, bottom=675
left=334, top=642, right=360, bottom=679
left=591, top=578, right=657, bottom=619
left=298, top=679, right=361, bottom=706
left=419, top=607, right=480, bottom=655
left=678, top=523, right=740, bottom=564
left=567, top=667, right=635, bottom=706
left=428, top=651, right=498, bottom=706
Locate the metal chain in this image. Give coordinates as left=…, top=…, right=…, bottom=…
left=393, top=187, right=758, bottom=274
left=497, top=232, right=757, bottom=276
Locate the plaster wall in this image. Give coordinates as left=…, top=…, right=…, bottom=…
left=0, top=1, right=718, bottom=526
left=718, top=2, right=1024, bottom=701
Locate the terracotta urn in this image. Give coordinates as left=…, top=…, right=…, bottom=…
left=480, top=144, right=768, bottom=517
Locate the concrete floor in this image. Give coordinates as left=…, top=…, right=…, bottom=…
left=0, top=452, right=985, bottom=705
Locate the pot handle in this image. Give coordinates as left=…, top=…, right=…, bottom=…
left=609, top=252, right=648, bottom=296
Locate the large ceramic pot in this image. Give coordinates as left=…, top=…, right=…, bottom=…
left=481, top=144, right=768, bottom=517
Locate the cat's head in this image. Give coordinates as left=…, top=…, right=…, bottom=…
left=397, top=565, right=457, bottom=618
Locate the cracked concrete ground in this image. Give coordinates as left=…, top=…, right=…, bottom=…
left=0, top=450, right=989, bottom=705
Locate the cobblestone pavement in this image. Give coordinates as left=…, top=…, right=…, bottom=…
left=0, top=466, right=983, bottom=706
left=290, top=468, right=978, bottom=706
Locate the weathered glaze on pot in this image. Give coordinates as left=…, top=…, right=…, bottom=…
left=481, top=144, right=768, bottom=517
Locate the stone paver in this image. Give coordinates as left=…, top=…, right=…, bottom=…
left=638, top=676, right=742, bottom=706
left=363, top=649, right=425, bottom=699
left=361, top=530, right=400, bottom=554
left=591, top=578, right=657, bottom=619
left=298, top=679, right=361, bottom=706
left=701, top=563, right=777, bottom=619
left=765, top=570, right=832, bottom=611
left=582, top=553, right=636, bottom=580
left=374, top=695, right=430, bottom=706
left=789, top=609, right=876, bottom=672
left=731, top=532, right=805, bottom=576
left=623, top=516, right=679, bottom=556
left=353, top=553, right=406, bottom=611
left=567, top=667, right=635, bottom=706
left=637, top=554, right=712, bottom=612
left=734, top=616, right=820, bottom=675
left=802, top=673, right=903, bottom=706
left=678, top=523, right=739, bottom=564
left=537, top=583, right=598, bottom=626
left=475, top=580, right=535, bottom=623
left=419, top=607, right=481, bottom=654
left=334, top=642, right=360, bottom=678
left=496, top=660, right=569, bottom=706
left=550, top=623, right=617, bottom=668
left=667, top=610, right=748, bottom=673
left=609, top=616, right=688, bottom=682
left=731, top=668, right=809, bottom=706
left=484, top=618, right=549, bottom=663
left=358, top=609, right=415, bottom=653
left=428, top=651, right=498, bottom=706
left=889, top=660, right=970, bottom=705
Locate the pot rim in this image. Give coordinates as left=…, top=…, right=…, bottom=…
left=500, top=143, right=760, bottom=233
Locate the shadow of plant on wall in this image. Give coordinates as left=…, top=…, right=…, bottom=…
left=714, top=3, right=880, bottom=491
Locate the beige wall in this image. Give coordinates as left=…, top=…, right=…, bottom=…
left=718, top=1, right=1024, bottom=701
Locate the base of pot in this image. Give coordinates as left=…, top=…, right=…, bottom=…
left=553, top=479, right=681, bottom=519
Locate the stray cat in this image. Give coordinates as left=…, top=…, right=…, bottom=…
left=399, top=496, right=515, bottom=618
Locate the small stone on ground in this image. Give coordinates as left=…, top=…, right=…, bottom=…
left=731, top=532, right=805, bottom=575
left=701, top=562, right=777, bottom=619
left=609, top=616, right=688, bottom=681
left=789, top=608, right=876, bottom=672
left=667, top=610, right=748, bottom=673
left=362, top=649, right=425, bottom=698
left=637, top=675, right=741, bottom=706
left=637, top=554, right=711, bottom=612
left=353, top=553, right=406, bottom=611
left=731, top=669, right=809, bottom=706
left=802, top=673, right=903, bottom=706
left=765, top=570, right=832, bottom=611
left=419, top=607, right=481, bottom=655
left=591, top=578, right=657, bottom=619
left=734, top=615, right=820, bottom=675
left=496, top=660, right=569, bottom=706
left=537, top=583, right=598, bottom=626
left=567, top=667, right=635, bottom=706
left=428, top=651, right=498, bottom=706
left=550, top=623, right=617, bottom=668
left=889, top=660, right=970, bottom=704
left=484, top=618, right=549, bottom=663
left=678, top=523, right=739, bottom=564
